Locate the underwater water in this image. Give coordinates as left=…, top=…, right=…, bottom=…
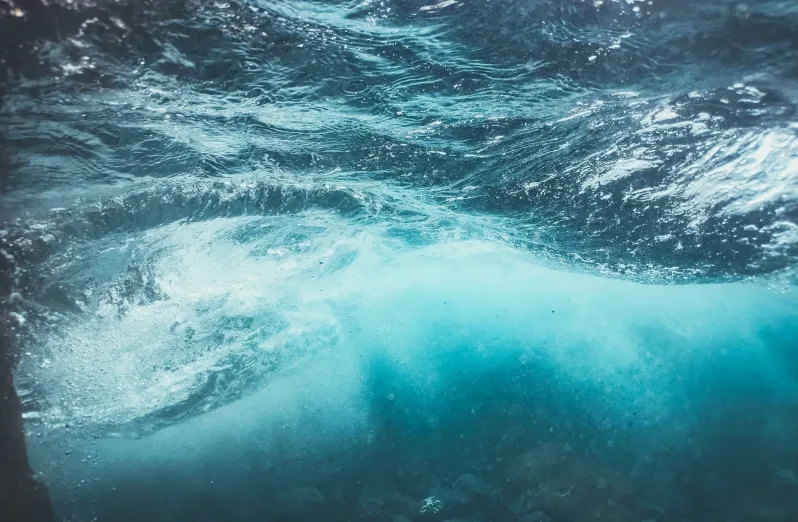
left=2, top=0, right=798, bottom=521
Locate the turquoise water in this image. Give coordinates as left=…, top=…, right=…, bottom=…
left=2, top=0, right=798, bottom=521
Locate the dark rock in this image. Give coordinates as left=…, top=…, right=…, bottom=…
left=519, top=511, right=552, bottom=522
left=1, top=235, right=54, bottom=522
left=356, top=484, right=417, bottom=520
left=388, top=492, right=419, bottom=516
left=506, top=441, right=639, bottom=522
left=356, top=494, right=385, bottom=519
left=452, top=473, right=494, bottom=498
left=275, top=486, right=327, bottom=516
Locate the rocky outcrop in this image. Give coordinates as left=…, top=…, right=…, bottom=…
left=1, top=236, right=53, bottom=522
left=356, top=483, right=418, bottom=521
left=0, top=349, right=53, bottom=522
left=506, top=442, right=638, bottom=522
left=518, top=511, right=552, bottom=522
left=275, top=486, right=327, bottom=517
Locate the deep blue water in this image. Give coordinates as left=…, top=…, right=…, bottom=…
left=2, top=1, right=798, bottom=521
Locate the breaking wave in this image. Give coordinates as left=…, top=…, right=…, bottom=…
left=2, top=1, right=798, bottom=521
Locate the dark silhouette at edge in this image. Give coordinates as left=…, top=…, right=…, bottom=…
left=1, top=1, right=62, bottom=520
left=0, top=239, right=54, bottom=522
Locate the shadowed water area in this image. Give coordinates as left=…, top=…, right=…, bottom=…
left=1, top=0, right=798, bottom=521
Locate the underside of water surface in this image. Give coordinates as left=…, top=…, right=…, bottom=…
left=2, top=0, right=798, bottom=521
